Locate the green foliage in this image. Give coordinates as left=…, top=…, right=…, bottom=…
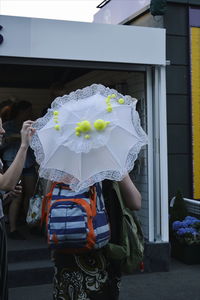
left=170, top=190, right=188, bottom=225
left=150, top=0, right=167, bottom=16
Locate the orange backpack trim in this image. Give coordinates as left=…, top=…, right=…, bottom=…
left=41, top=182, right=59, bottom=227
left=42, top=182, right=98, bottom=252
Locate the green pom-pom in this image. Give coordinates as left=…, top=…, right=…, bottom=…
left=84, top=134, right=90, bottom=139
left=54, top=125, right=60, bottom=130
left=107, top=106, right=112, bottom=112
left=94, top=119, right=107, bottom=131
left=118, top=98, right=125, bottom=104
left=79, top=120, right=92, bottom=132
left=75, top=126, right=81, bottom=132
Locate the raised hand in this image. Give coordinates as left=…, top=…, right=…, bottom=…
left=20, top=120, right=36, bottom=148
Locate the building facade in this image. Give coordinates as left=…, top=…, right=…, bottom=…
left=0, top=13, right=169, bottom=271
left=94, top=0, right=200, bottom=200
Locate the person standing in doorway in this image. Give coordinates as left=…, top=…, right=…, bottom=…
left=0, top=117, right=35, bottom=300
left=0, top=101, right=37, bottom=237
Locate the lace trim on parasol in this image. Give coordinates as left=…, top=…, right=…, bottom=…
left=38, top=139, right=147, bottom=192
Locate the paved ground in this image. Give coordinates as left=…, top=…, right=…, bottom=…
left=121, top=258, right=200, bottom=300
left=9, top=258, right=200, bottom=300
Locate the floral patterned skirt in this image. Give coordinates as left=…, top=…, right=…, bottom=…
left=52, top=250, right=121, bottom=300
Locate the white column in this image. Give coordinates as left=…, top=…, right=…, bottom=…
left=154, top=66, right=162, bottom=241
left=159, top=65, right=169, bottom=242
left=147, top=65, right=169, bottom=243
left=147, top=67, right=155, bottom=242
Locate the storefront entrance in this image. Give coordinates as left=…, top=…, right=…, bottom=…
left=0, top=15, right=168, bottom=280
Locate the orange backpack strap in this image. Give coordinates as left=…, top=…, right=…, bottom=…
left=41, top=182, right=59, bottom=226
left=54, top=186, right=98, bottom=252
left=46, top=182, right=110, bottom=252
left=85, top=185, right=97, bottom=249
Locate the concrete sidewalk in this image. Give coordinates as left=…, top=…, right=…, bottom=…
left=9, top=258, right=200, bottom=300
left=121, top=258, right=200, bottom=300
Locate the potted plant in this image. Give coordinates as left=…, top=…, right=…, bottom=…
left=171, top=216, right=200, bottom=264
left=170, top=190, right=200, bottom=264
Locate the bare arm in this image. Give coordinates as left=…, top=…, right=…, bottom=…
left=0, top=120, right=35, bottom=191
left=118, top=174, right=141, bottom=211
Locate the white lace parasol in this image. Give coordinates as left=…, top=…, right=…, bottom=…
left=30, top=84, right=148, bottom=191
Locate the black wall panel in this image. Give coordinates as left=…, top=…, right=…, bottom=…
left=166, top=65, right=189, bottom=94
left=167, top=124, right=191, bottom=154
left=166, top=35, right=188, bottom=65
left=167, top=0, right=200, bottom=4
left=167, top=95, right=190, bottom=124
left=168, top=154, right=192, bottom=198
left=164, top=3, right=193, bottom=198
left=164, top=4, right=188, bottom=35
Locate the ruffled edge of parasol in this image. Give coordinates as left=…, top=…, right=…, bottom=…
left=37, top=138, right=147, bottom=192
left=30, top=83, right=148, bottom=191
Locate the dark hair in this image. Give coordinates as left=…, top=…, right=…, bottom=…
left=9, top=100, right=32, bottom=119
left=0, top=99, right=15, bottom=122
left=0, top=105, right=12, bottom=122
left=0, top=99, right=14, bottom=110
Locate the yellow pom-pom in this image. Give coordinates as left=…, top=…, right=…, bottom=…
left=84, top=134, right=90, bottom=139
left=106, top=106, right=112, bottom=112
left=118, top=98, right=125, bottom=104
left=54, top=125, right=60, bottom=130
left=53, top=111, right=59, bottom=116
left=79, top=120, right=92, bottom=132
left=111, top=94, right=116, bottom=98
left=76, top=132, right=81, bottom=136
left=75, top=126, right=81, bottom=132
left=94, top=119, right=108, bottom=131
left=105, top=97, right=111, bottom=104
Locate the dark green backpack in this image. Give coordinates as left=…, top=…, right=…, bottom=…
left=103, top=181, right=144, bottom=274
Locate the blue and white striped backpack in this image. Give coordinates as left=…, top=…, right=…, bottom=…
left=42, top=182, right=111, bottom=252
